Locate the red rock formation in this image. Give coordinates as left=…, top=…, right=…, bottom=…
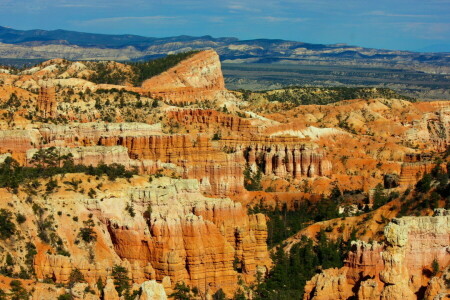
left=100, top=134, right=245, bottom=196
left=167, top=108, right=256, bottom=133
left=0, top=129, right=39, bottom=163
left=344, top=241, right=384, bottom=285
left=303, top=210, right=450, bottom=299
left=399, top=161, right=445, bottom=187
left=26, top=176, right=270, bottom=296
left=37, top=87, right=57, bottom=118
left=303, top=268, right=353, bottom=300
left=220, top=136, right=332, bottom=178
left=26, top=146, right=132, bottom=167
left=38, top=122, right=162, bottom=146
left=141, top=50, right=226, bottom=104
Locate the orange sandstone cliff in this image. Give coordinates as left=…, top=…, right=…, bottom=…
left=303, top=210, right=450, bottom=300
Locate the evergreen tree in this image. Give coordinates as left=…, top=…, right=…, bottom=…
left=111, top=265, right=131, bottom=297
left=169, top=282, right=191, bottom=300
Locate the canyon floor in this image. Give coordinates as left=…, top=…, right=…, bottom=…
left=0, top=50, right=448, bottom=299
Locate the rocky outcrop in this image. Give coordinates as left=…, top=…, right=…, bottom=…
left=220, top=136, right=332, bottom=178
left=139, top=280, right=167, bottom=300
left=303, top=210, right=450, bottom=299
left=104, top=278, right=120, bottom=300
left=424, top=266, right=450, bottom=300
left=37, top=87, right=57, bottom=118
left=38, top=122, right=163, bottom=146
left=30, top=176, right=270, bottom=296
left=381, top=212, right=450, bottom=298
left=101, top=178, right=270, bottom=294
left=0, top=129, right=40, bottom=163
left=167, top=108, right=256, bottom=133
left=100, top=134, right=245, bottom=195
left=344, top=241, right=384, bottom=285
left=399, top=161, right=445, bottom=187
left=303, top=268, right=353, bottom=300
left=141, top=50, right=227, bottom=104
left=404, top=106, right=450, bottom=152
left=26, top=146, right=132, bottom=167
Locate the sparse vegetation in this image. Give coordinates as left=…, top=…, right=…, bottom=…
left=169, top=281, right=192, bottom=300
left=68, top=268, right=86, bottom=288
left=0, top=149, right=137, bottom=191
left=243, top=164, right=262, bottom=191
left=250, top=187, right=341, bottom=247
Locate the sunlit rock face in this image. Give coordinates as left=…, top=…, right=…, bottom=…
left=303, top=210, right=450, bottom=300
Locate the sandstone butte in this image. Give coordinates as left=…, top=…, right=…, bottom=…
left=141, top=50, right=226, bottom=105
left=0, top=49, right=448, bottom=299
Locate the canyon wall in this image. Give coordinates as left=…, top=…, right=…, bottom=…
left=29, top=176, right=270, bottom=296
left=304, top=210, right=450, bottom=299
left=220, top=136, right=332, bottom=178
left=100, top=134, right=246, bottom=196
left=167, top=108, right=257, bottom=133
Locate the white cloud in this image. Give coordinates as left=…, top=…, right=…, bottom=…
left=79, top=16, right=182, bottom=26
left=398, top=22, right=450, bottom=40
left=227, top=2, right=261, bottom=13
left=207, top=16, right=227, bottom=23
left=257, top=16, right=306, bottom=23
left=364, top=10, right=433, bottom=18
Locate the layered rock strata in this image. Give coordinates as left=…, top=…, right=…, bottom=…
left=32, top=177, right=270, bottom=296
left=167, top=108, right=256, bottom=133
left=303, top=210, right=450, bottom=299
left=220, top=136, right=332, bottom=178
left=37, top=86, right=57, bottom=118
left=99, top=134, right=245, bottom=195
left=38, top=122, right=163, bottom=146
left=399, top=161, right=446, bottom=187
left=141, top=50, right=227, bottom=104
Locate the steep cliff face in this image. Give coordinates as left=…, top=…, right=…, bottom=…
left=17, top=176, right=270, bottom=296
left=100, top=134, right=245, bottom=196
left=38, top=122, right=163, bottom=146
left=0, top=129, right=40, bottom=163
left=220, top=136, right=332, bottom=178
left=141, top=50, right=228, bottom=104
left=142, top=50, right=224, bottom=91
left=167, top=108, right=257, bottom=133
left=37, top=87, right=57, bottom=118
left=344, top=241, right=384, bottom=285
left=399, top=160, right=446, bottom=187
left=303, top=210, right=450, bottom=300
left=405, top=104, right=450, bottom=152
left=26, top=146, right=132, bottom=167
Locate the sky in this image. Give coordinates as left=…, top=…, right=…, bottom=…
left=0, top=0, right=449, bottom=52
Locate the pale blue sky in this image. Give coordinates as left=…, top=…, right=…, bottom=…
left=0, top=0, right=449, bottom=51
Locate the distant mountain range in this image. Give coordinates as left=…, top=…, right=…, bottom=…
left=0, top=26, right=449, bottom=74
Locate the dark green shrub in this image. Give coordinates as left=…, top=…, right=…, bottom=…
left=79, top=219, right=96, bottom=243
left=0, top=209, right=16, bottom=239
left=15, top=213, right=26, bottom=224
left=169, top=282, right=191, bottom=300
left=69, top=268, right=86, bottom=288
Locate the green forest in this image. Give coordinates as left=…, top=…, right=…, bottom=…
left=88, top=51, right=199, bottom=86
left=129, top=51, right=199, bottom=85
left=262, top=87, right=414, bottom=105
